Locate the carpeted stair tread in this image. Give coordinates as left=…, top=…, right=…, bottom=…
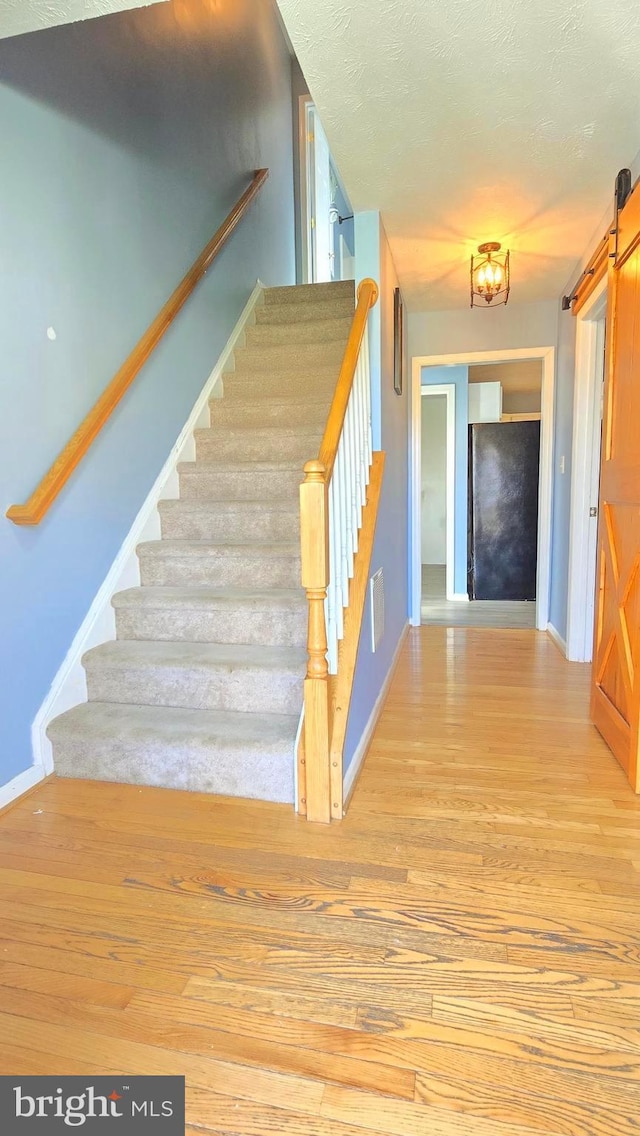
left=158, top=499, right=300, bottom=542
left=222, top=370, right=338, bottom=393
left=264, top=280, right=354, bottom=305
left=245, top=315, right=351, bottom=347
left=47, top=703, right=297, bottom=802
left=179, top=459, right=303, bottom=473
left=113, top=586, right=306, bottom=610
left=82, top=640, right=306, bottom=715
left=137, top=539, right=299, bottom=557
left=232, top=340, right=345, bottom=371
left=113, top=587, right=306, bottom=646
left=83, top=638, right=306, bottom=670
left=256, top=297, right=354, bottom=324
left=159, top=498, right=299, bottom=514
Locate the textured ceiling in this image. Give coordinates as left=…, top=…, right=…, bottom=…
left=276, top=0, right=640, bottom=310
left=0, top=0, right=166, bottom=39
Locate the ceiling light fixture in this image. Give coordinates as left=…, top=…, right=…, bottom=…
left=470, top=242, right=510, bottom=307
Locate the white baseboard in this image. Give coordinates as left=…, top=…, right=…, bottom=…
left=547, top=622, right=567, bottom=658
left=31, top=280, right=265, bottom=774
left=450, top=593, right=469, bottom=602
left=0, top=765, right=47, bottom=812
left=343, top=621, right=410, bottom=808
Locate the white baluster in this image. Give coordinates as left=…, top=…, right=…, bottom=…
left=360, top=356, right=368, bottom=500
left=334, top=442, right=347, bottom=632
left=363, top=329, right=372, bottom=476
left=331, top=457, right=343, bottom=639
left=354, top=359, right=365, bottom=522
left=347, top=394, right=358, bottom=559
left=326, top=472, right=338, bottom=674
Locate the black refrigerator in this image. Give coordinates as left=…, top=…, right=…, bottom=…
left=468, top=420, right=540, bottom=601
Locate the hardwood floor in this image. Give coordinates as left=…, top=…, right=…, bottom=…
left=422, top=564, right=537, bottom=629
left=1, top=626, right=639, bottom=1135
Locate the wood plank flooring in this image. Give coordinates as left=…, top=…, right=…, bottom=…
left=422, top=564, right=537, bottom=629
left=1, top=626, right=639, bottom=1135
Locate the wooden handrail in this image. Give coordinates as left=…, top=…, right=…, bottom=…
left=7, top=168, right=269, bottom=526
left=318, top=277, right=379, bottom=483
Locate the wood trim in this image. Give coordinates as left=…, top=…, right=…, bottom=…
left=571, top=230, right=611, bottom=315
left=6, top=169, right=269, bottom=526
left=299, top=460, right=331, bottom=824
left=343, top=619, right=409, bottom=812
left=296, top=727, right=307, bottom=816
left=318, top=278, right=378, bottom=483
left=500, top=412, right=541, bottom=422
left=591, top=682, right=631, bottom=777
left=329, top=451, right=385, bottom=818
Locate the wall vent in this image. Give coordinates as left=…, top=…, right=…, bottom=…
left=370, top=568, right=384, bottom=652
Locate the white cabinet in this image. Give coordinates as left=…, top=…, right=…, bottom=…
left=468, top=381, right=502, bottom=423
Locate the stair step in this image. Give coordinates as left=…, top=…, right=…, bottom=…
left=178, top=461, right=301, bottom=502
left=82, top=640, right=306, bottom=715
left=255, top=297, right=354, bottom=325
left=195, top=425, right=321, bottom=463
left=113, top=586, right=306, bottom=646
left=220, top=372, right=336, bottom=402
left=48, top=702, right=297, bottom=803
left=158, top=499, right=299, bottom=541
left=264, top=280, right=355, bottom=306
left=219, top=382, right=333, bottom=404
left=138, top=539, right=300, bottom=587
left=233, top=339, right=345, bottom=372
left=245, top=315, right=351, bottom=348
left=209, top=395, right=330, bottom=428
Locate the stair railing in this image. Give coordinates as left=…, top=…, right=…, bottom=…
left=7, top=169, right=269, bottom=526
left=299, top=277, right=382, bottom=823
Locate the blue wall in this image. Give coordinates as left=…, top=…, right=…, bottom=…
left=421, top=366, right=469, bottom=597
left=0, top=0, right=296, bottom=788
left=344, top=214, right=409, bottom=772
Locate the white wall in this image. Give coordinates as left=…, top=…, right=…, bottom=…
left=409, top=299, right=558, bottom=359
left=421, top=395, right=447, bottom=564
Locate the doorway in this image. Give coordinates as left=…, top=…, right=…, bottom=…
left=420, top=386, right=455, bottom=605
left=566, top=279, right=607, bottom=662
left=411, top=346, right=555, bottom=630
left=298, top=99, right=355, bottom=285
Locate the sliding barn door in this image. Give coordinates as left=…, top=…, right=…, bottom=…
left=591, top=181, right=640, bottom=791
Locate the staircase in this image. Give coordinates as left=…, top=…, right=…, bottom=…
left=48, top=280, right=355, bottom=803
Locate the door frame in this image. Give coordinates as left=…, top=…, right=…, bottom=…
left=410, top=346, right=555, bottom=630
left=420, top=385, right=456, bottom=602
left=297, top=95, right=314, bottom=284
left=566, top=277, right=607, bottom=661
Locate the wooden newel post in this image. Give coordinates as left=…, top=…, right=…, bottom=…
left=300, top=460, right=331, bottom=823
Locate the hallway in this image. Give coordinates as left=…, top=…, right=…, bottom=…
left=421, top=565, right=538, bottom=629
left=0, top=627, right=638, bottom=1135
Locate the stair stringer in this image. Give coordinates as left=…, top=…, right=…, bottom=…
left=32, top=279, right=265, bottom=775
